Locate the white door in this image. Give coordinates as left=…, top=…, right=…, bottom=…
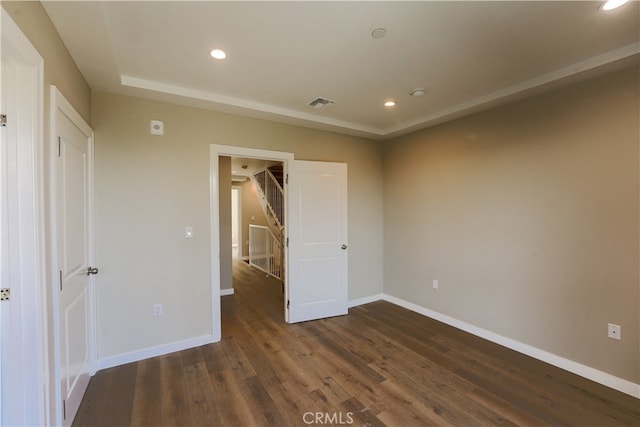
left=0, top=53, right=6, bottom=426
left=1, top=14, right=46, bottom=425
left=288, top=160, right=348, bottom=323
left=54, top=92, right=94, bottom=426
left=0, top=54, right=17, bottom=427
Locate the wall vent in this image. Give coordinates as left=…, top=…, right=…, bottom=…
left=308, top=97, right=335, bottom=109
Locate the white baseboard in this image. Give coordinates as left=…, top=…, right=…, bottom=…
left=348, top=293, right=384, bottom=308
left=379, top=293, right=640, bottom=399
left=95, top=293, right=639, bottom=399
left=221, top=288, right=235, bottom=296
left=97, top=334, right=216, bottom=371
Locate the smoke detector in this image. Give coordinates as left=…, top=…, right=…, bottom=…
left=309, top=97, right=335, bottom=109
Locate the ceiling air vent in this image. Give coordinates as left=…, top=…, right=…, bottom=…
left=309, top=97, right=335, bottom=109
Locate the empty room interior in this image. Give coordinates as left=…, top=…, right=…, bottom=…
left=1, top=1, right=639, bottom=426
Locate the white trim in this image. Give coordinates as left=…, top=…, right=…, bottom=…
left=221, top=288, right=235, bottom=296
left=383, top=42, right=640, bottom=138
left=122, top=75, right=381, bottom=138
left=50, top=88, right=93, bottom=137
left=209, top=146, right=222, bottom=342
left=210, top=145, right=293, bottom=336
left=97, top=335, right=216, bottom=371
left=122, top=43, right=639, bottom=140
left=348, top=293, right=384, bottom=308
left=380, top=293, right=640, bottom=399
left=0, top=10, right=46, bottom=427
left=348, top=293, right=639, bottom=398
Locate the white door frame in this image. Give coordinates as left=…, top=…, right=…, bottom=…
left=50, top=86, right=96, bottom=426
left=210, top=145, right=293, bottom=339
left=0, top=10, right=47, bottom=427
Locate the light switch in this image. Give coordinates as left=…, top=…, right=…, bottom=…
left=185, top=226, right=193, bottom=238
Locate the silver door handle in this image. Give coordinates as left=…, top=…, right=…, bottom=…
left=341, top=244, right=347, bottom=250
left=87, top=267, right=99, bottom=276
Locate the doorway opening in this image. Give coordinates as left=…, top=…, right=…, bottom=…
left=209, top=145, right=293, bottom=341
left=210, top=145, right=349, bottom=340
left=227, top=157, right=286, bottom=316
left=230, top=157, right=284, bottom=278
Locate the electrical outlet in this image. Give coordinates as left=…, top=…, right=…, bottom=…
left=607, top=323, right=621, bottom=340
left=153, top=303, right=163, bottom=317
left=432, top=279, right=439, bottom=290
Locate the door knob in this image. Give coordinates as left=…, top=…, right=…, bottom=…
left=86, top=267, right=99, bottom=276
left=341, top=244, right=347, bottom=250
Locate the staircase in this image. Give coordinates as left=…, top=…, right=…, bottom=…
left=268, top=164, right=284, bottom=186
left=252, top=165, right=284, bottom=228
left=248, top=225, right=283, bottom=280
left=249, top=164, right=284, bottom=280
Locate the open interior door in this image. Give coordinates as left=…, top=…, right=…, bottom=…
left=53, top=88, right=94, bottom=426
left=288, top=160, right=347, bottom=323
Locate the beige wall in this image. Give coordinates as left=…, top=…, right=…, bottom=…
left=383, top=65, right=639, bottom=383
left=2, top=1, right=91, bottom=123
left=92, top=90, right=384, bottom=358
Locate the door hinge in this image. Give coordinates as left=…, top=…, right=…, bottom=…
left=0, top=288, right=10, bottom=301
left=59, top=270, right=63, bottom=291
left=0, top=114, right=7, bottom=127
left=286, top=174, right=289, bottom=185
left=287, top=300, right=290, bottom=309
left=57, top=137, right=61, bottom=157
left=63, top=399, right=66, bottom=420
left=286, top=237, right=289, bottom=247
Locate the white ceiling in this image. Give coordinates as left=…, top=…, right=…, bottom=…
left=230, top=157, right=280, bottom=178
left=42, top=1, right=639, bottom=140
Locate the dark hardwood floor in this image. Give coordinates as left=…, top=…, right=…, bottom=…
left=73, top=260, right=640, bottom=426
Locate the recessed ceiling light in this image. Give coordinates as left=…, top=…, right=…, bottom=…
left=601, top=0, right=628, bottom=10
left=384, top=100, right=397, bottom=108
left=210, top=48, right=227, bottom=60
left=410, top=88, right=426, bottom=97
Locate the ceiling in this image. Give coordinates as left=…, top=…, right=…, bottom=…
left=42, top=1, right=639, bottom=140
left=230, top=157, right=280, bottom=178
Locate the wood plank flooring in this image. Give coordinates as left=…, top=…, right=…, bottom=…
left=73, top=260, right=640, bottom=426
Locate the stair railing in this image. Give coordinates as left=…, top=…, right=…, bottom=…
left=249, top=224, right=283, bottom=280
left=252, top=168, right=284, bottom=228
